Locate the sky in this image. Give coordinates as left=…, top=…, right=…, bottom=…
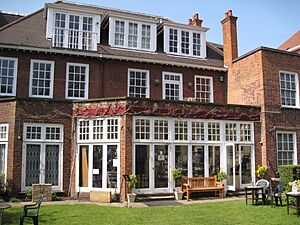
left=1, top=0, right=300, bottom=56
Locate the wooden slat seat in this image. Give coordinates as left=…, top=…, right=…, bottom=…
left=181, top=176, right=224, bottom=201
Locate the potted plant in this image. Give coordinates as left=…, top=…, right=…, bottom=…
left=216, top=170, right=228, bottom=197
left=171, top=167, right=183, bottom=200
left=256, top=165, right=267, bottom=179
left=126, top=174, right=138, bottom=203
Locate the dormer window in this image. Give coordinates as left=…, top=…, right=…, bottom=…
left=164, top=25, right=206, bottom=58
left=46, top=8, right=101, bottom=51
left=109, top=17, right=156, bottom=51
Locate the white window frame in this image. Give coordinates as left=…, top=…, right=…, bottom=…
left=109, top=17, right=157, bottom=52
left=276, top=131, right=297, bottom=166
left=29, top=60, right=55, bottom=98
left=164, top=25, right=207, bottom=58
left=133, top=117, right=254, bottom=144
left=0, top=56, right=18, bottom=97
left=65, top=62, right=89, bottom=100
left=194, top=75, right=214, bottom=103
left=76, top=117, right=120, bottom=192
left=127, top=68, right=150, bottom=98
left=162, top=72, right=183, bottom=100
left=22, top=123, right=64, bottom=192
left=279, top=71, right=299, bottom=108
left=0, top=124, right=8, bottom=176
left=46, top=8, right=101, bottom=51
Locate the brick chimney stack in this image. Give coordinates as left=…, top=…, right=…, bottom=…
left=188, top=13, right=203, bottom=27
left=221, top=10, right=238, bottom=66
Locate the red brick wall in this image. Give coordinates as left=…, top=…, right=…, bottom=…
left=0, top=100, right=16, bottom=186
left=11, top=99, right=73, bottom=192
left=0, top=49, right=227, bottom=104
left=229, top=48, right=300, bottom=176
left=102, top=59, right=227, bottom=104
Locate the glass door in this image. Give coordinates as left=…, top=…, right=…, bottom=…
left=174, top=145, right=188, bottom=187
left=154, top=145, right=169, bottom=190
left=92, top=145, right=103, bottom=188
left=240, top=145, right=253, bottom=188
left=135, top=145, right=150, bottom=190
left=226, top=144, right=236, bottom=191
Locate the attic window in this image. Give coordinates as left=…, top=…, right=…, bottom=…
left=164, top=25, right=206, bottom=58
left=109, top=17, right=156, bottom=51
left=46, top=9, right=101, bottom=51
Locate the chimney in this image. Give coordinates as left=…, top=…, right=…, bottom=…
left=188, top=13, right=203, bottom=27
left=221, top=10, right=238, bottom=66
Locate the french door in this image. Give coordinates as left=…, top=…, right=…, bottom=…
left=134, top=144, right=171, bottom=193
left=77, top=144, right=119, bottom=192
left=226, top=144, right=254, bottom=191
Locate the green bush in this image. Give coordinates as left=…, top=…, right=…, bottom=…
left=279, top=165, right=300, bottom=203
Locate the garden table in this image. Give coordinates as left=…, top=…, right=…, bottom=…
left=245, top=185, right=266, bottom=205
left=0, top=203, right=11, bottom=225
left=286, top=192, right=300, bottom=217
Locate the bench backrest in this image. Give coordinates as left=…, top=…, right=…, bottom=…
left=181, top=176, right=217, bottom=188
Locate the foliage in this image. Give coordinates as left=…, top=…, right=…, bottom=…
left=279, top=165, right=300, bottom=203
left=255, top=165, right=266, bottom=178
left=288, top=180, right=300, bottom=188
left=52, top=192, right=62, bottom=201
left=171, top=168, right=182, bottom=180
left=216, top=170, right=227, bottom=182
left=127, top=174, right=138, bottom=189
left=9, top=197, right=21, bottom=203
left=26, top=188, right=32, bottom=201
left=3, top=200, right=300, bottom=225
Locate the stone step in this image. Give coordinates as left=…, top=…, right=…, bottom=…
left=137, top=193, right=175, bottom=202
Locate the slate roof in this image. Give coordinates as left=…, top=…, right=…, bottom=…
left=0, top=1, right=224, bottom=70
left=0, top=11, right=24, bottom=28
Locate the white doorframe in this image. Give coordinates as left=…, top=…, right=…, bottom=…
left=225, top=143, right=236, bottom=191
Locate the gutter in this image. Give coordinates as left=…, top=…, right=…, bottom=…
left=0, top=44, right=227, bottom=72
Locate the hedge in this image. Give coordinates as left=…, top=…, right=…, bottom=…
left=279, top=165, right=300, bottom=203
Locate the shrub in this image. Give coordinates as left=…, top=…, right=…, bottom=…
left=127, top=174, right=138, bottom=189
left=216, top=170, right=227, bottom=182
left=256, top=165, right=266, bottom=179
left=171, top=168, right=182, bottom=180
left=10, top=197, right=21, bottom=203
left=279, top=165, right=300, bottom=203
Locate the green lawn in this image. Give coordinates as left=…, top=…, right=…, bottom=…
left=3, top=200, right=300, bottom=225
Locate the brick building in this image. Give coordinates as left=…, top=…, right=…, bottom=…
left=225, top=12, right=300, bottom=177
left=0, top=1, right=278, bottom=199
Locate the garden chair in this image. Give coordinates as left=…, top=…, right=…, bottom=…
left=255, top=179, right=269, bottom=205
left=269, top=182, right=285, bottom=206
left=20, top=195, right=43, bottom=225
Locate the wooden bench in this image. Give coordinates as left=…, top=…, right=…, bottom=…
left=181, top=176, right=224, bottom=201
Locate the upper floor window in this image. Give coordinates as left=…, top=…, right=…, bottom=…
left=66, top=63, right=89, bottom=100
left=195, top=76, right=213, bottom=103
left=128, top=69, right=149, bottom=98
left=46, top=9, right=101, bottom=51
left=29, top=60, right=54, bottom=98
left=279, top=71, right=299, bottom=108
left=277, top=132, right=297, bottom=166
left=109, top=17, right=156, bottom=51
left=162, top=72, right=183, bottom=100
left=164, top=25, right=206, bottom=58
left=0, top=57, right=18, bottom=96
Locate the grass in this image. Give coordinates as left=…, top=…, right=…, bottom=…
left=3, top=200, right=300, bottom=225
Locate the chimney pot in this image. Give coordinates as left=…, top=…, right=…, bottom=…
left=228, top=10, right=233, bottom=16
left=188, top=13, right=202, bottom=27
